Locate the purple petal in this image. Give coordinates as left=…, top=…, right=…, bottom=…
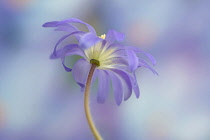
left=110, top=67, right=140, bottom=98
left=79, top=32, right=102, bottom=50
left=51, top=44, right=86, bottom=72
left=42, top=21, right=79, bottom=33
left=61, top=56, right=72, bottom=72
left=138, top=58, right=159, bottom=75
left=63, top=18, right=96, bottom=35
left=50, top=44, right=84, bottom=59
left=107, top=70, right=123, bottom=105
left=54, top=26, right=76, bottom=32
left=101, top=56, right=128, bottom=70
left=133, top=84, right=140, bottom=98
left=97, top=70, right=110, bottom=103
left=52, top=31, right=84, bottom=57
left=91, top=68, right=98, bottom=85
left=42, top=21, right=68, bottom=27
left=126, top=50, right=139, bottom=72
left=132, top=73, right=140, bottom=98
left=97, top=39, right=107, bottom=51
left=43, top=18, right=96, bottom=35
left=79, top=68, right=98, bottom=92
left=126, top=46, right=157, bottom=65
left=105, top=30, right=125, bottom=45
left=72, top=58, right=91, bottom=89
left=111, top=69, right=132, bottom=101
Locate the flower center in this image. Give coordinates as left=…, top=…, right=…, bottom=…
left=90, top=59, right=100, bottom=67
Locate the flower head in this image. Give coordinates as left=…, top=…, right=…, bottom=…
left=43, top=18, right=158, bottom=105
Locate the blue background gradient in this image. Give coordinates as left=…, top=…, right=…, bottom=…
left=0, top=0, right=210, bottom=140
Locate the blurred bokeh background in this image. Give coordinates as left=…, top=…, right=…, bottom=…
left=0, top=0, right=210, bottom=140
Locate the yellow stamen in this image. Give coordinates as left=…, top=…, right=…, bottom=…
left=99, top=34, right=106, bottom=39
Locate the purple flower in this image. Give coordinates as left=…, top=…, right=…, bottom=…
left=43, top=18, right=158, bottom=105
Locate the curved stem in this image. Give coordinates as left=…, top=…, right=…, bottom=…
left=84, top=64, right=103, bottom=140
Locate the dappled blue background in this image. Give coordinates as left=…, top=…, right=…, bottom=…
left=0, top=0, right=210, bottom=140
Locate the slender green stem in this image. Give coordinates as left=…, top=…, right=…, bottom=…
left=84, top=64, right=103, bottom=140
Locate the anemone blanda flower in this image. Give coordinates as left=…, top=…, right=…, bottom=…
left=43, top=18, right=158, bottom=105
